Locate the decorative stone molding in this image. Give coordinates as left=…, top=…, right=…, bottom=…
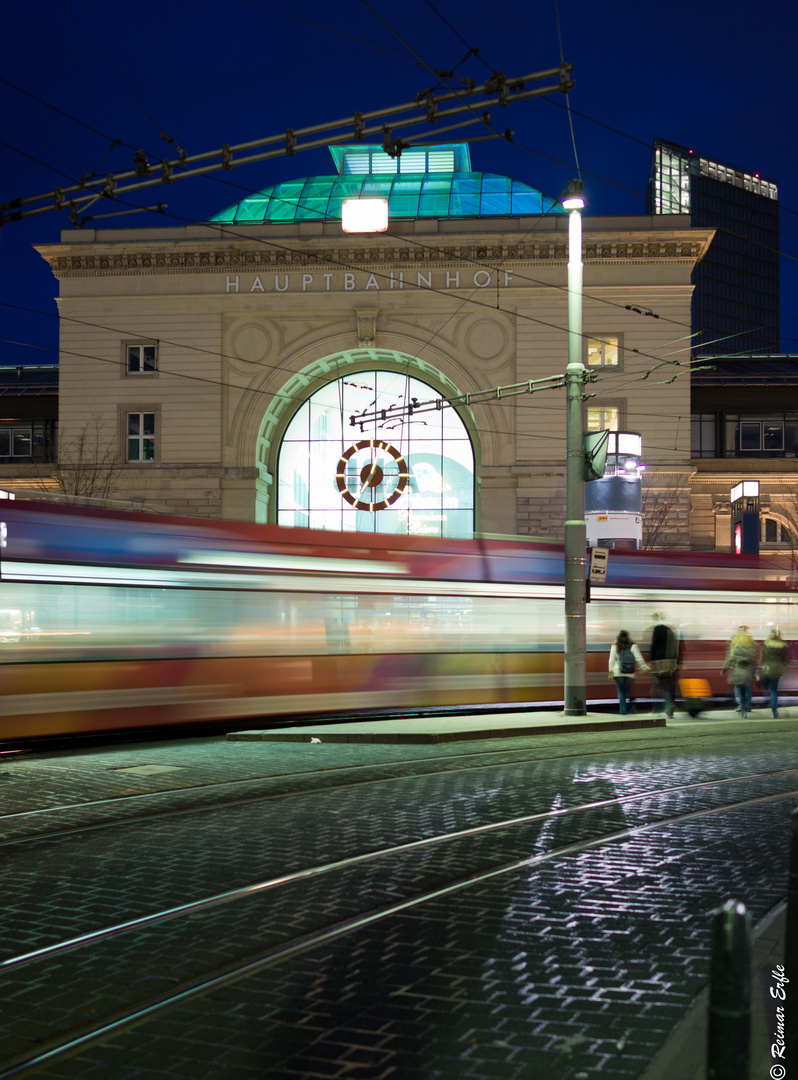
left=46, top=239, right=708, bottom=277
left=355, top=309, right=378, bottom=347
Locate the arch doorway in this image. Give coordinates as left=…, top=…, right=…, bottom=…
left=276, top=370, right=475, bottom=537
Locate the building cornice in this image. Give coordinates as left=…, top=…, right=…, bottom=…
left=38, top=236, right=709, bottom=279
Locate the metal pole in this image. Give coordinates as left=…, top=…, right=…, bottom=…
left=707, top=899, right=750, bottom=1080
left=563, top=186, right=586, bottom=716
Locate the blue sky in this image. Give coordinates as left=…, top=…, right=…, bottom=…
left=2, top=0, right=797, bottom=365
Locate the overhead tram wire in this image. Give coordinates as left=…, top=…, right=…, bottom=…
left=0, top=136, right=710, bottom=390
left=295, top=0, right=699, bottom=346
left=243, top=0, right=419, bottom=67
left=1, top=112, right=771, bottom=365
left=57, top=0, right=184, bottom=159
left=0, top=294, right=696, bottom=442
left=407, top=6, right=797, bottom=346
left=0, top=67, right=573, bottom=225
left=0, top=138, right=749, bottom=383
left=29, top=0, right=793, bottom=281
left=5, top=22, right=793, bottom=378
left=2, top=79, right=786, bottom=368
left=553, top=0, right=582, bottom=187
left=0, top=332, right=582, bottom=452
left=2, top=74, right=787, bottom=351
left=0, top=324, right=753, bottom=461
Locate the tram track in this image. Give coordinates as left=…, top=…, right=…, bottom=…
left=0, top=770, right=796, bottom=1077
left=1, top=724, right=793, bottom=847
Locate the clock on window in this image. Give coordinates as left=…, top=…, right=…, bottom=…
left=335, top=440, right=409, bottom=511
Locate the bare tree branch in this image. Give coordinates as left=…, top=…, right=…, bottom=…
left=641, top=473, right=691, bottom=550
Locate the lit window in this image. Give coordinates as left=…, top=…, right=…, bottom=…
left=587, top=336, right=620, bottom=367
left=276, top=371, right=475, bottom=538
left=127, top=413, right=155, bottom=461
left=126, top=344, right=157, bottom=375
left=586, top=406, right=620, bottom=432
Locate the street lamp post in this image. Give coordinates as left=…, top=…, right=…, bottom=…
left=562, top=179, right=586, bottom=716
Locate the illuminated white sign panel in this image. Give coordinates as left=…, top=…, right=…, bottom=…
left=341, top=198, right=389, bottom=233
left=731, top=480, right=759, bottom=503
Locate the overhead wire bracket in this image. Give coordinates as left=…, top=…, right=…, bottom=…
left=1, top=64, right=574, bottom=226
left=349, top=373, right=570, bottom=430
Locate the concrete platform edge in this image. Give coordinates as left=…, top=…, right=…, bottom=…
left=227, top=715, right=665, bottom=743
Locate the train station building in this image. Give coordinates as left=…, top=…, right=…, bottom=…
left=29, top=141, right=712, bottom=546
left=19, top=139, right=797, bottom=556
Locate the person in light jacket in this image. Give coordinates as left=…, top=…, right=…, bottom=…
left=609, top=630, right=650, bottom=716
left=721, top=625, right=756, bottom=717
left=757, top=628, right=790, bottom=718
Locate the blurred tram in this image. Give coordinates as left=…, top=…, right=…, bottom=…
left=0, top=499, right=796, bottom=742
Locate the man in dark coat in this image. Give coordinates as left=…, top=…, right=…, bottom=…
left=649, top=613, right=680, bottom=719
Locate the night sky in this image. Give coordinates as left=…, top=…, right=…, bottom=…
left=2, top=0, right=797, bottom=366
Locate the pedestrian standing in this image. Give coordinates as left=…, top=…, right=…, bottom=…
left=757, top=628, right=790, bottom=718
left=721, top=625, right=756, bottom=717
left=609, top=630, right=649, bottom=716
left=649, top=613, right=680, bottom=719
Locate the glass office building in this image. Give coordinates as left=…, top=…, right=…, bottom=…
left=648, top=138, right=780, bottom=356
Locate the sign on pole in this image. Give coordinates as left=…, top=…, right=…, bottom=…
left=589, top=547, right=609, bottom=583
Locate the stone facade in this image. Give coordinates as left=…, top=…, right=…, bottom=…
left=35, top=212, right=711, bottom=536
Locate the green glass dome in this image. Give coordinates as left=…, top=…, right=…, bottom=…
left=209, top=143, right=563, bottom=225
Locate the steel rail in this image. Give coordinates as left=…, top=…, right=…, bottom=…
left=0, top=780, right=793, bottom=1078
left=3, top=766, right=797, bottom=973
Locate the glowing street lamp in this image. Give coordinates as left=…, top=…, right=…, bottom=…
left=562, top=178, right=586, bottom=716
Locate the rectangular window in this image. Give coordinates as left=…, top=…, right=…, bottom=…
left=126, top=344, right=157, bottom=375
left=586, top=336, right=621, bottom=367
left=0, top=431, right=9, bottom=456
left=740, top=422, right=761, bottom=451
left=725, top=415, right=790, bottom=456
left=12, top=429, right=32, bottom=456
left=127, top=412, right=155, bottom=461
left=691, top=413, right=717, bottom=457
left=764, top=423, right=784, bottom=451
left=586, top=406, right=620, bottom=431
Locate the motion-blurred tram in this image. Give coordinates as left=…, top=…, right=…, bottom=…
left=0, top=499, right=796, bottom=741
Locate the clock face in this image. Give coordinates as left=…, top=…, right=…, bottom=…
left=335, top=440, right=409, bottom=511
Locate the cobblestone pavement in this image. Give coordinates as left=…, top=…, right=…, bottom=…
left=0, top=709, right=796, bottom=1079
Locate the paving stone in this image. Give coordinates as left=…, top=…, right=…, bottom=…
left=3, top=723, right=796, bottom=1078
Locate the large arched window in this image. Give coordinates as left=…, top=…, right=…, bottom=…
left=277, top=371, right=475, bottom=536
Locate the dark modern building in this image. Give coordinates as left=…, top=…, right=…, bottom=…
left=0, top=365, right=58, bottom=465
left=689, top=353, right=798, bottom=555
left=648, top=137, right=780, bottom=355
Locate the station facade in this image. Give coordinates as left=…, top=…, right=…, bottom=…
left=34, top=143, right=712, bottom=544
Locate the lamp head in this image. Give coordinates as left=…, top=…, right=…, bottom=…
left=561, top=179, right=585, bottom=210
